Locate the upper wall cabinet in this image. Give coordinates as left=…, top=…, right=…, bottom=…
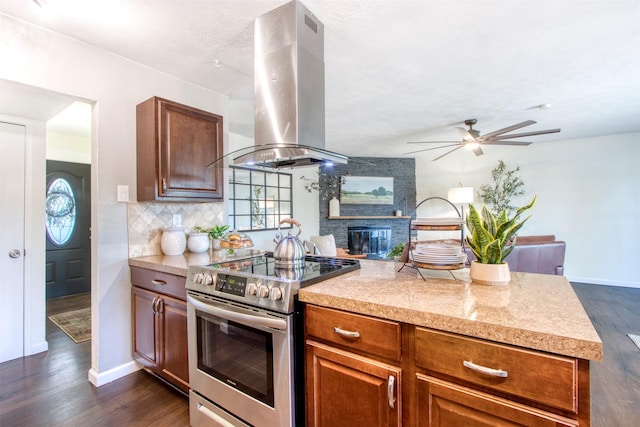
left=136, top=96, right=224, bottom=202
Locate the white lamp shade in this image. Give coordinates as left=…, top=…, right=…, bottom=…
left=448, top=187, right=474, bottom=204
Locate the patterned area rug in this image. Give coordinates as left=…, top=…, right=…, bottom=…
left=628, top=334, right=640, bottom=351
left=49, top=308, right=91, bottom=343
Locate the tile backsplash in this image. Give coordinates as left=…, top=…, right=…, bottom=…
left=127, top=201, right=224, bottom=257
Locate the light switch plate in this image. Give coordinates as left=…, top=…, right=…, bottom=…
left=117, top=185, right=129, bottom=202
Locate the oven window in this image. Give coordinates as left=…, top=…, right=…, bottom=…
left=196, top=312, right=275, bottom=407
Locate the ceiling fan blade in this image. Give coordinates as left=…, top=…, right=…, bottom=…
left=406, top=140, right=461, bottom=144
left=482, top=140, right=533, bottom=146
left=404, top=143, right=461, bottom=155
left=432, top=145, right=463, bottom=161
left=490, top=128, right=561, bottom=140
left=472, top=146, right=484, bottom=156
left=478, top=120, right=536, bottom=140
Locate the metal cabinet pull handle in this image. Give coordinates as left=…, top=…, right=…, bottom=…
left=156, top=298, right=164, bottom=314
left=463, top=360, right=508, bottom=378
left=333, top=326, right=360, bottom=339
left=152, top=297, right=159, bottom=314
left=162, top=178, right=167, bottom=191
left=387, top=375, right=396, bottom=409
left=151, top=279, right=167, bottom=286
left=197, top=402, right=235, bottom=427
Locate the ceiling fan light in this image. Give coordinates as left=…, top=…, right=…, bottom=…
left=465, top=142, right=480, bottom=150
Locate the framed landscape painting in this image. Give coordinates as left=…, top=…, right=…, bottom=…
left=340, top=176, right=394, bottom=205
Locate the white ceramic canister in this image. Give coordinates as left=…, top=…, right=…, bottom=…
left=187, top=232, right=209, bottom=253
left=161, top=227, right=186, bottom=256
left=329, top=197, right=340, bottom=217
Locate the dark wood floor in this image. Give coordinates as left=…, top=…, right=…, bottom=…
left=571, top=282, right=640, bottom=426
left=1, top=284, right=639, bottom=426
left=0, top=293, right=189, bottom=426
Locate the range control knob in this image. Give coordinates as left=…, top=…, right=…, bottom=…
left=269, top=287, right=283, bottom=301
left=203, top=274, right=214, bottom=286
left=257, top=285, right=270, bottom=299
left=193, top=273, right=204, bottom=284
left=247, top=283, right=258, bottom=296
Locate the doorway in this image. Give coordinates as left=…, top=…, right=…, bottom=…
left=45, top=160, right=91, bottom=299
left=0, top=81, right=92, bottom=362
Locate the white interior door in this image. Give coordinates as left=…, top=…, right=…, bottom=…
left=0, top=121, right=26, bottom=363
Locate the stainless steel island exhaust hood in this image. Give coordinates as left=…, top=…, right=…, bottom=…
left=233, top=0, right=348, bottom=169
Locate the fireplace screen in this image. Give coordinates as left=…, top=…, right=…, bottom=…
left=347, top=226, right=391, bottom=258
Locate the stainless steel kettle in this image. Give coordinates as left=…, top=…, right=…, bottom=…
left=273, top=218, right=306, bottom=267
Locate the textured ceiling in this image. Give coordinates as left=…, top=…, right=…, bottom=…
left=1, top=0, right=639, bottom=160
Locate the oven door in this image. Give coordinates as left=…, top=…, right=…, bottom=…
left=187, top=292, right=294, bottom=427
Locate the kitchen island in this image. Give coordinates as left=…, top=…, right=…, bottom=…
left=130, top=254, right=602, bottom=425
left=300, top=259, right=602, bottom=426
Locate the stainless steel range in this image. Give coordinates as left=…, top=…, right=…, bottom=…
left=185, top=252, right=360, bottom=426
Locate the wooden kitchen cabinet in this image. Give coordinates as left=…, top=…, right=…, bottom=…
left=131, top=266, right=189, bottom=393
left=415, top=374, right=578, bottom=427
left=413, top=327, right=590, bottom=427
left=304, top=305, right=591, bottom=426
left=305, top=305, right=402, bottom=427
left=136, top=96, right=224, bottom=202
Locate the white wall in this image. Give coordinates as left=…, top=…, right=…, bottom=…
left=415, top=132, right=640, bottom=288
left=0, top=14, right=228, bottom=385
left=46, top=130, right=91, bottom=163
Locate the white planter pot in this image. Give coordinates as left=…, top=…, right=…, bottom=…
left=187, top=233, right=209, bottom=253
left=469, top=260, right=511, bottom=286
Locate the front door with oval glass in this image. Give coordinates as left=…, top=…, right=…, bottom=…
left=45, top=160, right=91, bottom=299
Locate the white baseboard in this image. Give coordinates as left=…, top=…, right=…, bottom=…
left=25, top=340, right=48, bottom=356
left=88, top=360, right=141, bottom=387
left=567, top=275, right=640, bottom=289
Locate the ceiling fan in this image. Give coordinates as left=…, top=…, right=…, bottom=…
left=405, top=119, right=561, bottom=161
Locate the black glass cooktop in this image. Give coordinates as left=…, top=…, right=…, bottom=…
left=209, top=252, right=360, bottom=287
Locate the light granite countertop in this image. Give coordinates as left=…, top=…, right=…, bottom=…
left=128, top=251, right=264, bottom=277
left=128, top=255, right=602, bottom=361
left=298, top=260, right=603, bottom=361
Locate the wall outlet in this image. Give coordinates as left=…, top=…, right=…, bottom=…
left=117, top=185, right=129, bottom=202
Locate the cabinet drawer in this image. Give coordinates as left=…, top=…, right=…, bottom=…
left=305, top=305, right=401, bottom=361
left=131, top=266, right=186, bottom=300
left=415, top=328, right=578, bottom=413
left=416, top=374, right=578, bottom=427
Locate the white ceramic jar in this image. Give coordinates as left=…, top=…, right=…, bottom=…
left=187, top=232, right=209, bottom=253
left=161, top=227, right=186, bottom=256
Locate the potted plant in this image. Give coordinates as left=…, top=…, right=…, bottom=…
left=465, top=196, right=536, bottom=285
left=207, top=224, right=230, bottom=250
left=386, top=242, right=406, bottom=261
left=478, top=160, right=525, bottom=216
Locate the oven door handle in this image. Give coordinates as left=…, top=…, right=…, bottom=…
left=187, top=295, right=287, bottom=331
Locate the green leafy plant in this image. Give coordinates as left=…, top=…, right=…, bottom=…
left=478, top=160, right=525, bottom=216
left=193, top=224, right=230, bottom=239
left=386, top=242, right=406, bottom=259
left=465, top=196, right=536, bottom=264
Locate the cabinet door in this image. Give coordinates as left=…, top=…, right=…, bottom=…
left=306, top=340, right=401, bottom=427
left=132, top=286, right=160, bottom=369
left=157, top=294, right=189, bottom=393
left=136, top=96, right=224, bottom=202
left=415, top=374, right=578, bottom=427
left=160, top=100, right=223, bottom=200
